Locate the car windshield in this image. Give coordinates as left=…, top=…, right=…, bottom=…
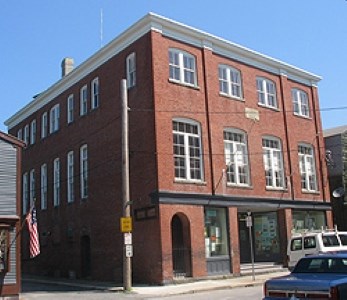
left=293, top=257, right=347, bottom=274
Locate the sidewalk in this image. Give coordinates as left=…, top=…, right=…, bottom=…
left=23, top=269, right=290, bottom=297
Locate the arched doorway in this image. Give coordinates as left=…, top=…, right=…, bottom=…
left=80, top=235, right=91, bottom=278
left=171, top=214, right=192, bottom=278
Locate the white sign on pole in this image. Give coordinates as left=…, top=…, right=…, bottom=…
left=124, top=232, right=132, bottom=245
left=125, top=245, right=133, bottom=257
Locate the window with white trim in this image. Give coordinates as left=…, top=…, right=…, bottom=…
left=298, top=144, right=317, bottom=192
left=292, top=88, right=310, bottom=117
left=224, top=129, right=250, bottom=186
left=126, top=53, right=136, bottom=88
left=67, top=151, right=74, bottom=203
left=50, top=104, right=60, bottom=134
left=91, top=78, right=99, bottom=109
left=41, top=112, right=48, bottom=139
left=257, top=77, right=277, bottom=108
left=262, top=137, right=285, bottom=188
left=30, top=120, right=36, bottom=145
left=41, top=164, right=47, bottom=210
left=53, top=158, right=60, bottom=207
left=219, top=65, right=243, bottom=99
left=29, top=169, right=35, bottom=207
left=67, top=94, right=74, bottom=123
left=17, top=129, right=22, bottom=141
left=80, top=85, right=88, bottom=116
left=24, top=124, right=29, bottom=145
left=173, top=119, right=203, bottom=181
left=80, top=145, right=88, bottom=199
left=169, top=49, right=197, bottom=86
left=22, top=172, right=28, bottom=215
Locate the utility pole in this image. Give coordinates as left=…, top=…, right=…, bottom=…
left=121, top=79, right=132, bottom=291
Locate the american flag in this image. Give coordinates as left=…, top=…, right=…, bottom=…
left=26, top=207, right=40, bottom=258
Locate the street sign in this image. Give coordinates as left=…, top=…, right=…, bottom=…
left=246, top=215, right=252, bottom=227
left=120, top=217, right=132, bottom=232
left=124, top=232, right=132, bottom=245
left=125, top=245, right=133, bottom=257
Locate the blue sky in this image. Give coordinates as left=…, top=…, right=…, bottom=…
left=1, top=1, right=346, bottom=133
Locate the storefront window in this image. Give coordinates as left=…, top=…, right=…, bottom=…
left=0, top=227, right=9, bottom=273
left=292, top=210, right=326, bottom=232
left=254, top=212, right=280, bottom=259
left=204, top=208, right=228, bottom=257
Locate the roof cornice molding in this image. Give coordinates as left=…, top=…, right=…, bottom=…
left=5, top=12, right=321, bottom=129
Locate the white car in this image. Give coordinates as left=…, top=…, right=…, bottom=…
left=287, top=230, right=347, bottom=270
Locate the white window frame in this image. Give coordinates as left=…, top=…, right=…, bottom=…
left=53, top=158, right=60, bottom=207
left=67, top=151, right=74, bottom=203
left=292, top=88, right=310, bottom=118
left=29, top=169, right=35, bottom=208
left=41, top=164, right=47, bottom=210
left=41, top=112, right=48, bottom=139
left=173, top=119, right=203, bottom=182
left=80, top=85, right=88, bottom=116
left=224, top=129, right=250, bottom=186
left=80, top=145, right=88, bottom=199
left=169, top=49, right=197, bottom=87
left=257, top=77, right=277, bottom=109
left=22, top=172, right=29, bottom=215
left=262, top=136, right=285, bottom=189
left=298, top=144, right=318, bottom=192
left=50, top=104, right=60, bottom=134
left=91, top=78, right=99, bottom=110
left=219, top=65, right=243, bottom=99
left=67, top=94, right=74, bottom=123
left=24, top=124, right=29, bottom=145
left=30, top=119, right=36, bottom=145
left=126, top=53, right=136, bottom=88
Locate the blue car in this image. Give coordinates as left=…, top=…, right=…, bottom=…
left=263, top=253, right=347, bottom=299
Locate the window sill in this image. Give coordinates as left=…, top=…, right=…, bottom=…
left=258, top=103, right=280, bottom=112
left=219, top=93, right=245, bottom=102
left=174, top=179, right=206, bottom=186
left=265, top=187, right=287, bottom=192
left=168, top=78, right=200, bottom=90
left=301, top=190, right=320, bottom=195
left=226, top=183, right=253, bottom=189
left=293, top=113, right=312, bottom=120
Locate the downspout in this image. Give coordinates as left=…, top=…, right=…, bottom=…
left=279, top=72, right=295, bottom=200
left=201, top=44, right=216, bottom=195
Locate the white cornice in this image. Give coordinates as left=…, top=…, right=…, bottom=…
left=5, top=12, right=322, bottom=129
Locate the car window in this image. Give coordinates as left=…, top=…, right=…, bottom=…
left=304, top=236, right=316, bottom=249
left=291, top=238, right=302, bottom=251
left=339, top=234, right=347, bottom=245
left=294, top=257, right=347, bottom=274
left=322, top=235, right=339, bottom=247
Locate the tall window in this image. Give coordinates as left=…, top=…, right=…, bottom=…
left=24, top=124, right=29, bottom=145
left=41, top=112, right=48, bottom=139
left=256, top=77, right=277, bottom=109
left=169, top=49, right=197, bottom=86
left=29, top=169, right=35, bottom=207
left=80, top=145, right=88, bottom=199
left=173, top=119, right=203, bottom=181
left=91, top=78, right=99, bottom=109
left=262, top=137, right=285, bottom=188
left=218, top=65, right=242, bottom=99
left=30, top=120, right=36, bottom=145
left=224, top=129, right=250, bottom=186
left=292, top=88, right=310, bottom=117
left=17, top=128, right=22, bottom=141
left=53, top=158, right=60, bottom=207
left=22, top=172, right=28, bottom=214
left=126, top=53, right=136, bottom=88
left=67, top=151, right=74, bottom=203
left=67, top=94, right=74, bottom=123
left=50, top=104, right=60, bottom=134
left=80, top=85, right=88, bottom=116
left=298, top=144, right=317, bottom=192
left=41, top=164, right=47, bottom=210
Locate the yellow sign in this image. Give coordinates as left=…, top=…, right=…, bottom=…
left=120, top=217, right=132, bottom=232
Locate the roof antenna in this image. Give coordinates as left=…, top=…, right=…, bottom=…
left=100, top=8, right=103, bottom=48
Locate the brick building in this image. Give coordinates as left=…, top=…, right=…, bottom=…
left=5, top=13, right=332, bottom=284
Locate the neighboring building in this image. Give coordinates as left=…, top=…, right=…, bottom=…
left=324, top=125, right=347, bottom=230
left=5, top=13, right=331, bottom=284
left=0, top=131, right=24, bottom=299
